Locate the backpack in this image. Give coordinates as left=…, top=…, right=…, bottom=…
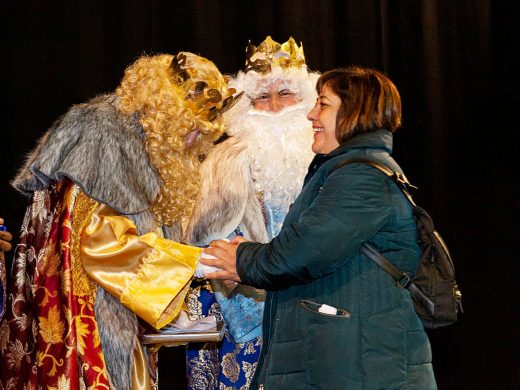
left=331, top=159, right=463, bottom=329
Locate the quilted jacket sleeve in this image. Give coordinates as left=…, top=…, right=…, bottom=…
left=236, top=164, right=393, bottom=290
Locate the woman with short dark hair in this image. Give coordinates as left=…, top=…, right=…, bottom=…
left=203, top=66, right=437, bottom=389
left=316, top=66, right=402, bottom=140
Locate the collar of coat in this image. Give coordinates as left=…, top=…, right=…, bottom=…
left=331, top=129, right=393, bottom=157
left=308, top=129, right=393, bottom=175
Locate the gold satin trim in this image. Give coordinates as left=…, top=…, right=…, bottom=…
left=80, top=204, right=201, bottom=329
left=131, top=342, right=150, bottom=390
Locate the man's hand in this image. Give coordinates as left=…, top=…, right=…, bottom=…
left=0, top=218, right=13, bottom=252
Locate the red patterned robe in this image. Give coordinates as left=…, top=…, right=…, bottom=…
left=0, top=179, right=199, bottom=389
left=1, top=181, right=111, bottom=389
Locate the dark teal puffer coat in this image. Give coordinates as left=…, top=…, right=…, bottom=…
left=237, top=130, right=437, bottom=389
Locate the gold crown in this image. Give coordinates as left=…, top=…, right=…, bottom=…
left=245, top=36, right=306, bottom=74
left=170, top=53, right=243, bottom=122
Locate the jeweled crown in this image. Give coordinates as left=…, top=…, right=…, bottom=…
left=245, top=36, right=306, bottom=74
left=170, top=53, right=242, bottom=122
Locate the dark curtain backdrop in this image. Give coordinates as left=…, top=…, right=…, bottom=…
left=1, top=1, right=518, bottom=389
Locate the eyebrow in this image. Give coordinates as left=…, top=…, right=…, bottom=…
left=319, top=94, right=332, bottom=101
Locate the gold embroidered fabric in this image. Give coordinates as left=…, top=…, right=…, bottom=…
left=80, top=204, right=201, bottom=329
left=70, top=188, right=100, bottom=299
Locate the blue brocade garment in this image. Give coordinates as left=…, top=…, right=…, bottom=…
left=186, top=200, right=285, bottom=389
left=263, top=203, right=286, bottom=243
left=186, top=279, right=262, bottom=390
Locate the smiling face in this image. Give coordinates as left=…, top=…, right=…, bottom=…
left=251, top=80, right=300, bottom=112
left=307, top=84, right=341, bottom=154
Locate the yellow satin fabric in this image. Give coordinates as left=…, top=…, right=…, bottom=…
left=80, top=204, right=201, bottom=329
left=131, top=341, right=150, bottom=390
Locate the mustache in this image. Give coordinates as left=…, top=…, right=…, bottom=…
left=246, top=102, right=310, bottom=118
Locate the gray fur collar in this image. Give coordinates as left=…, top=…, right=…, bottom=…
left=12, top=94, right=161, bottom=215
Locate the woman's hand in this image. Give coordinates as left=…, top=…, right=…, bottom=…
left=201, top=236, right=248, bottom=284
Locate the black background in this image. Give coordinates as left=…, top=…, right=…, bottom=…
left=1, top=1, right=518, bottom=389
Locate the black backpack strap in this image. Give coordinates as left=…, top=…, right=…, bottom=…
left=331, top=159, right=434, bottom=316
left=361, top=244, right=435, bottom=316
left=331, top=159, right=418, bottom=206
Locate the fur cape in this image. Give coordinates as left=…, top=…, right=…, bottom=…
left=13, top=94, right=160, bottom=218
left=184, top=136, right=268, bottom=246
left=11, top=94, right=176, bottom=389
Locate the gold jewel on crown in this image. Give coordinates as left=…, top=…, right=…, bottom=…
left=170, top=53, right=243, bottom=122
left=244, top=36, right=306, bottom=74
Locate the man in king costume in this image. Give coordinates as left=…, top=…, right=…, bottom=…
left=184, top=36, right=319, bottom=389
left=0, top=52, right=239, bottom=389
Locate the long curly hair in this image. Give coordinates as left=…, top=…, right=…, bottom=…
left=116, top=53, right=227, bottom=225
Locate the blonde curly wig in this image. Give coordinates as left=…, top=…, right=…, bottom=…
left=116, top=53, right=229, bottom=225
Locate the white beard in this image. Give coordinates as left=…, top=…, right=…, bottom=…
left=227, top=103, right=315, bottom=212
